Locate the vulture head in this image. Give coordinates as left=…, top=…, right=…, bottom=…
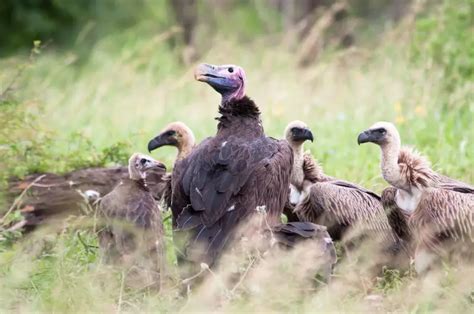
left=147, top=121, right=195, bottom=159
left=285, top=120, right=314, bottom=147
left=194, top=63, right=246, bottom=102
left=128, top=153, right=166, bottom=181
left=357, top=121, right=400, bottom=147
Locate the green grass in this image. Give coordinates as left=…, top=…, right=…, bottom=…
left=0, top=2, right=473, bottom=312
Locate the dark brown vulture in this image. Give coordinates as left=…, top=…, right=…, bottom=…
left=98, top=153, right=166, bottom=287
left=283, top=121, right=398, bottom=247
left=169, top=63, right=293, bottom=270
left=147, top=121, right=196, bottom=209
left=358, top=121, right=474, bottom=273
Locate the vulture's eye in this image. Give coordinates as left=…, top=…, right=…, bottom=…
left=290, top=127, right=299, bottom=133
left=166, top=130, right=176, bottom=136
left=140, top=158, right=147, bottom=165
left=374, top=128, right=386, bottom=135
left=228, top=67, right=234, bottom=73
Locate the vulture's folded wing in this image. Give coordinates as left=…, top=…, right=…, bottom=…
left=296, top=181, right=389, bottom=233
left=418, top=188, right=474, bottom=246
left=437, top=175, right=474, bottom=194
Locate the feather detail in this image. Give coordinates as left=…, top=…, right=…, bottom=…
left=398, top=147, right=439, bottom=189
left=302, top=153, right=330, bottom=183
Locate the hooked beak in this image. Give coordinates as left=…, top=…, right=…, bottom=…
left=293, top=128, right=314, bottom=142
left=357, top=130, right=372, bottom=145
left=149, top=160, right=166, bottom=171
left=148, top=134, right=175, bottom=153
left=194, top=63, right=238, bottom=94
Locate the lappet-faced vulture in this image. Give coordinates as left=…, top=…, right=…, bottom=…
left=148, top=121, right=196, bottom=208
left=98, top=153, right=166, bottom=287
left=285, top=121, right=396, bottom=244
left=358, top=121, right=474, bottom=273
left=170, top=63, right=293, bottom=269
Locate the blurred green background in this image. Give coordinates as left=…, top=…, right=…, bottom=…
left=0, top=0, right=473, bottom=312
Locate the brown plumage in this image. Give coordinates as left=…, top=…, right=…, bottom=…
left=265, top=222, right=337, bottom=281
left=7, top=165, right=168, bottom=231
left=284, top=121, right=395, bottom=243
left=148, top=121, right=196, bottom=209
left=358, top=121, right=474, bottom=273
left=98, top=153, right=166, bottom=287
left=170, top=64, right=293, bottom=268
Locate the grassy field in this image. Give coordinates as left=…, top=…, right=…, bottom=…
left=0, top=1, right=473, bottom=312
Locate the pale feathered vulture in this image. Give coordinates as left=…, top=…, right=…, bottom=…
left=148, top=121, right=196, bottom=162
left=98, top=153, right=166, bottom=286
left=170, top=63, right=293, bottom=269
left=148, top=121, right=196, bottom=208
left=358, top=121, right=474, bottom=273
left=7, top=165, right=168, bottom=231
left=285, top=121, right=395, bottom=243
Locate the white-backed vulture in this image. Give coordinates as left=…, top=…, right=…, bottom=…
left=358, top=121, right=474, bottom=273
left=148, top=121, right=196, bottom=208
left=7, top=163, right=169, bottom=232
left=170, top=63, right=293, bottom=269
left=148, top=121, right=196, bottom=162
left=285, top=121, right=395, bottom=243
left=98, top=153, right=166, bottom=287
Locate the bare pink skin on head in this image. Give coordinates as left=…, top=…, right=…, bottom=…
left=194, top=63, right=246, bottom=104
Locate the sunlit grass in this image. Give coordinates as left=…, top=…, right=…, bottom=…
left=0, top=7, right=473, bottom=312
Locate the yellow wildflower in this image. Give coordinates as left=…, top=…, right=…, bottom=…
left=394, top=102, right=402, bottom=113
left=272, top=104, right=284, bottom=117
left=415, top=105, right=427, bottom=117
left=396, top=115, right=406, bottom=125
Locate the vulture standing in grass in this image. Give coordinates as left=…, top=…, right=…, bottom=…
left=148, top=121, right=197, bottom=209
left=169, top=63, right=293, bottom=269
left=285, top=121, right=396, bottom=244
left=98, top=153, right=166, bottom=287
left=7, top=163, right=169, bottom=232
left=358, top=121, right=474, bottom=273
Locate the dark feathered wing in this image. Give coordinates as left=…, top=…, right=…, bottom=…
left=267, top=222, right=337, bottom=282
left=437, top=175, right=474, bottom=194
left=172, top=136, right=293, bottom=266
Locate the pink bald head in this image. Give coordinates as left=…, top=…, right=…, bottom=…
left=194, top=63, right=246, bottom=103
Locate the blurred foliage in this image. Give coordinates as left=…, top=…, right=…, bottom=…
left=412, top=0, right=474, bottom=97
left=0, top=0, right=173, bottom=56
